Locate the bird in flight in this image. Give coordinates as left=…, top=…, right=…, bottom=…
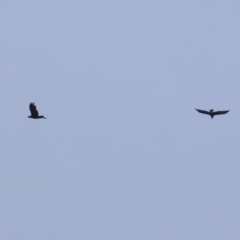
left=28, top=103, right=46, bottom=119
left=195, top=109, right=229, bottom=118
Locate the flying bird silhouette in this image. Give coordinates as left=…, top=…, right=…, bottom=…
left=195, top=109, right=229, bottom=118
left=28, top=103, right=46, bottom=119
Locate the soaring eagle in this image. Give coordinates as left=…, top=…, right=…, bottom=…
left=28, top=103, right=46, bottom=119
left=195, top=109, right=229, bottom=119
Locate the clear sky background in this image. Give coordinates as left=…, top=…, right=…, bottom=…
left=1, top=1, right=240, bottom=239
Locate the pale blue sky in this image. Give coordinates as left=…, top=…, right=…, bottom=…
left=1, top=1, right=240, bottom=239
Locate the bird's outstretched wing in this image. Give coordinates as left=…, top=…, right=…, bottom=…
left=195, top=109, right=210, bottom=115
left=29, top=103, right=39, bottom=117
left=213, top=110, right=230, bottom=116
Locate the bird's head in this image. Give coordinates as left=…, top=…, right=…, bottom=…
left=209, top=109, right=214, bottom=112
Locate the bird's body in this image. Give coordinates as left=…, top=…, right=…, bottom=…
left=28, top=103, right=46, bottom=119
left=195, top=109, right=229, bottom=118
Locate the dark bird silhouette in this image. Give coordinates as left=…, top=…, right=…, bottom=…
left=195, top=109, right=229, bottom=119
left=28, top=103, right=46, bottom=119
